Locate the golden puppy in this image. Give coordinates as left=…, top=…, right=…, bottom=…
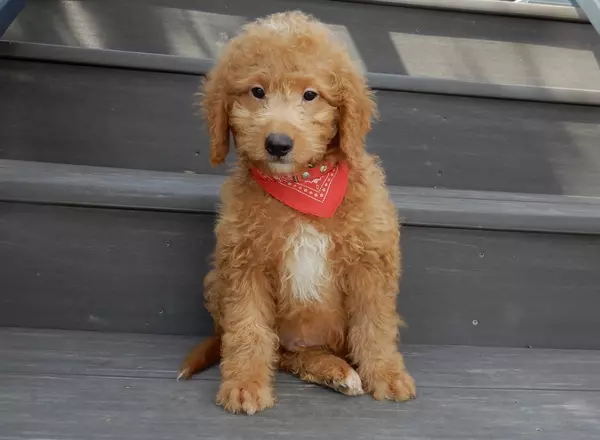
left=179, top=11, right=415, bottom=414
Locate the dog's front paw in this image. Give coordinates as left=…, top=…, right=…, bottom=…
left=216, top=380, right=275, bottom=415
left=362, top=365, right=416, bottom=402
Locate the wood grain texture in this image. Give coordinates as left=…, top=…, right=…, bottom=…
left=2, top=61, right=600, bottom=195
left=1, top=329, right=600, bottom=440
left=3, top=328, right=600, bottom=391
left=2, top=202, right=600, bottom=348
left=5, top=375, right=600, bottom=440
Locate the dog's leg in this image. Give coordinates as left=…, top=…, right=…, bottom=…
left=345, top=263, right=416, bottom=402
left=279, top=348, right=364, bottom=396
left=217, top=269, right=278, bottom=415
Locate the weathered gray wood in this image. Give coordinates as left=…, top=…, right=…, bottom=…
left=370, top=72, right=600, bottom=106
left=2, top=329, right=600, bottom=439
left=4, top=42, right=600, bottom=106
left=5, top=160, right=600, bottom=235
left=374, top=91, right=600, bottom=196
left=3, top=328, right=600, bottom=391
left=0, top=160, right=224, bottom=214
left=331, top=0, right=588, bottom=22
left=2, top=372, right=600, bottom=439
left=0, top=41, right=217, bottom=75
left=2, top=60, right=600, bottom=196
left=2, top=202, right=600, bottom=348
left=3, top=0, right=599, bottom=89
left=0, top=203, right=215, bottom=336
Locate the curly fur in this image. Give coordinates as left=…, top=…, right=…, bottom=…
left=179, top=11, right=415, bottom=414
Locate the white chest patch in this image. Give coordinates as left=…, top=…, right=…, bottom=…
left=283, top=223, right=330, bottom=303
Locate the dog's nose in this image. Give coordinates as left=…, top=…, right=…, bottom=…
left=265, top=133, right=294, bottom=157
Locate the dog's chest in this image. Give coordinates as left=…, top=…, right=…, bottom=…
left=283, top=223, right=330, bottom=303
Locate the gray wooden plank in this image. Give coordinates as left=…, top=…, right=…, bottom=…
left=0, top=60, right=212, bottom=174
left=2, top=202, right=600, bottom=348
left=0, top=40, right=217, bottom=75
left=3, top=328, right=600, bottom=391
left=332, top=0, right=587, bottom=21
left=2, top=373, right=600, bottom=439
left=4, top=42, right=600, bottom=107
left=5, top=42, right=600, bottom=107
left=5, top=160, right=600, bottom=235
left=0, top=203, right=215, bottom=336
left=370, top=72, right=600, bottom=106
left=3, top=0, right=599, bottom=89
left=374, top=90, right=600, bottom=196
left=0, top=160, right=224, bottom=214
left=2, top=60, right=600, bottom=196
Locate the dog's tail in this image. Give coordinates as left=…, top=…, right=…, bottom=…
left=177, top=335, right=221, bottom=381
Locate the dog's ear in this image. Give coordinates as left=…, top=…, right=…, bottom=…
left=202, top=64, right=230, bottom=167
left=337, top=67, right=377, bottom=164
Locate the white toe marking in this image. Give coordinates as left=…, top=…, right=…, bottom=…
left=342, top=369, right=364, bottom=396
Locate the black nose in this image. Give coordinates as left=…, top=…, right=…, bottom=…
left=265, top=133, right=294, bottom=157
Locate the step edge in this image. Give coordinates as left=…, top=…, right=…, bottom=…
left=329, top=0, right=588, bottom=22
left=2, top=41, right=600, bottom=107
left=3, top=159, right=600, bottom=235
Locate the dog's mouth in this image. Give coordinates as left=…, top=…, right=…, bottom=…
left=264, top=150, right=295, bottom=174
left=267, top=159, right=295, bottom=174
left=267, top=154, right=292, bottom=163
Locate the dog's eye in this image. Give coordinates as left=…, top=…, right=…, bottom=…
left=303, top=90, right=318, bottom=101
left=251, top=87, right=266, bottom=99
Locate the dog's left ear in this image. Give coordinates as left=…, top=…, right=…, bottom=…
left=337, top=67, right=377, bottom=164
left=202, top=62, right=231, bottom=167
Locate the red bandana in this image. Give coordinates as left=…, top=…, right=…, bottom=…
left=250, top=161, right=349, bottom=218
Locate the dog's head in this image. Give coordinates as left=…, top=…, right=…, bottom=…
left=202, top=11, right=376, bottom=173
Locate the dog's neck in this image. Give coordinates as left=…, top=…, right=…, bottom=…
left=249, top=157, right=349, bottom=218
left=262, top=157, right=340, bottom=180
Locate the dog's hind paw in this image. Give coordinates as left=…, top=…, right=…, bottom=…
left=332, top=368, right=364, bottom=396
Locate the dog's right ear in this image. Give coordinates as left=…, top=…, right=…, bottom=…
left=202, top=65, right=230, bottom=167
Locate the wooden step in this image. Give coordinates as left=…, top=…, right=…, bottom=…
left=4, top=159, right=600, bottom=234
left=2, top=0, right=600, bottom=197
left=2, top=160, right=600, bottom=349
left=1, top=56, right=600, bottom=196
left=2, top=328, right=600, bottom=439
left=3, top=0, right=598, bottom=89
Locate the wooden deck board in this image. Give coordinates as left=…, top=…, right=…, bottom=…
left=3, top=328, right=600, bottom=391
left=2, top=328, right=600, bottom=439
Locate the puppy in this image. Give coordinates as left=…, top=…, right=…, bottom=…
left=179, top=11, right=415, bottom=414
